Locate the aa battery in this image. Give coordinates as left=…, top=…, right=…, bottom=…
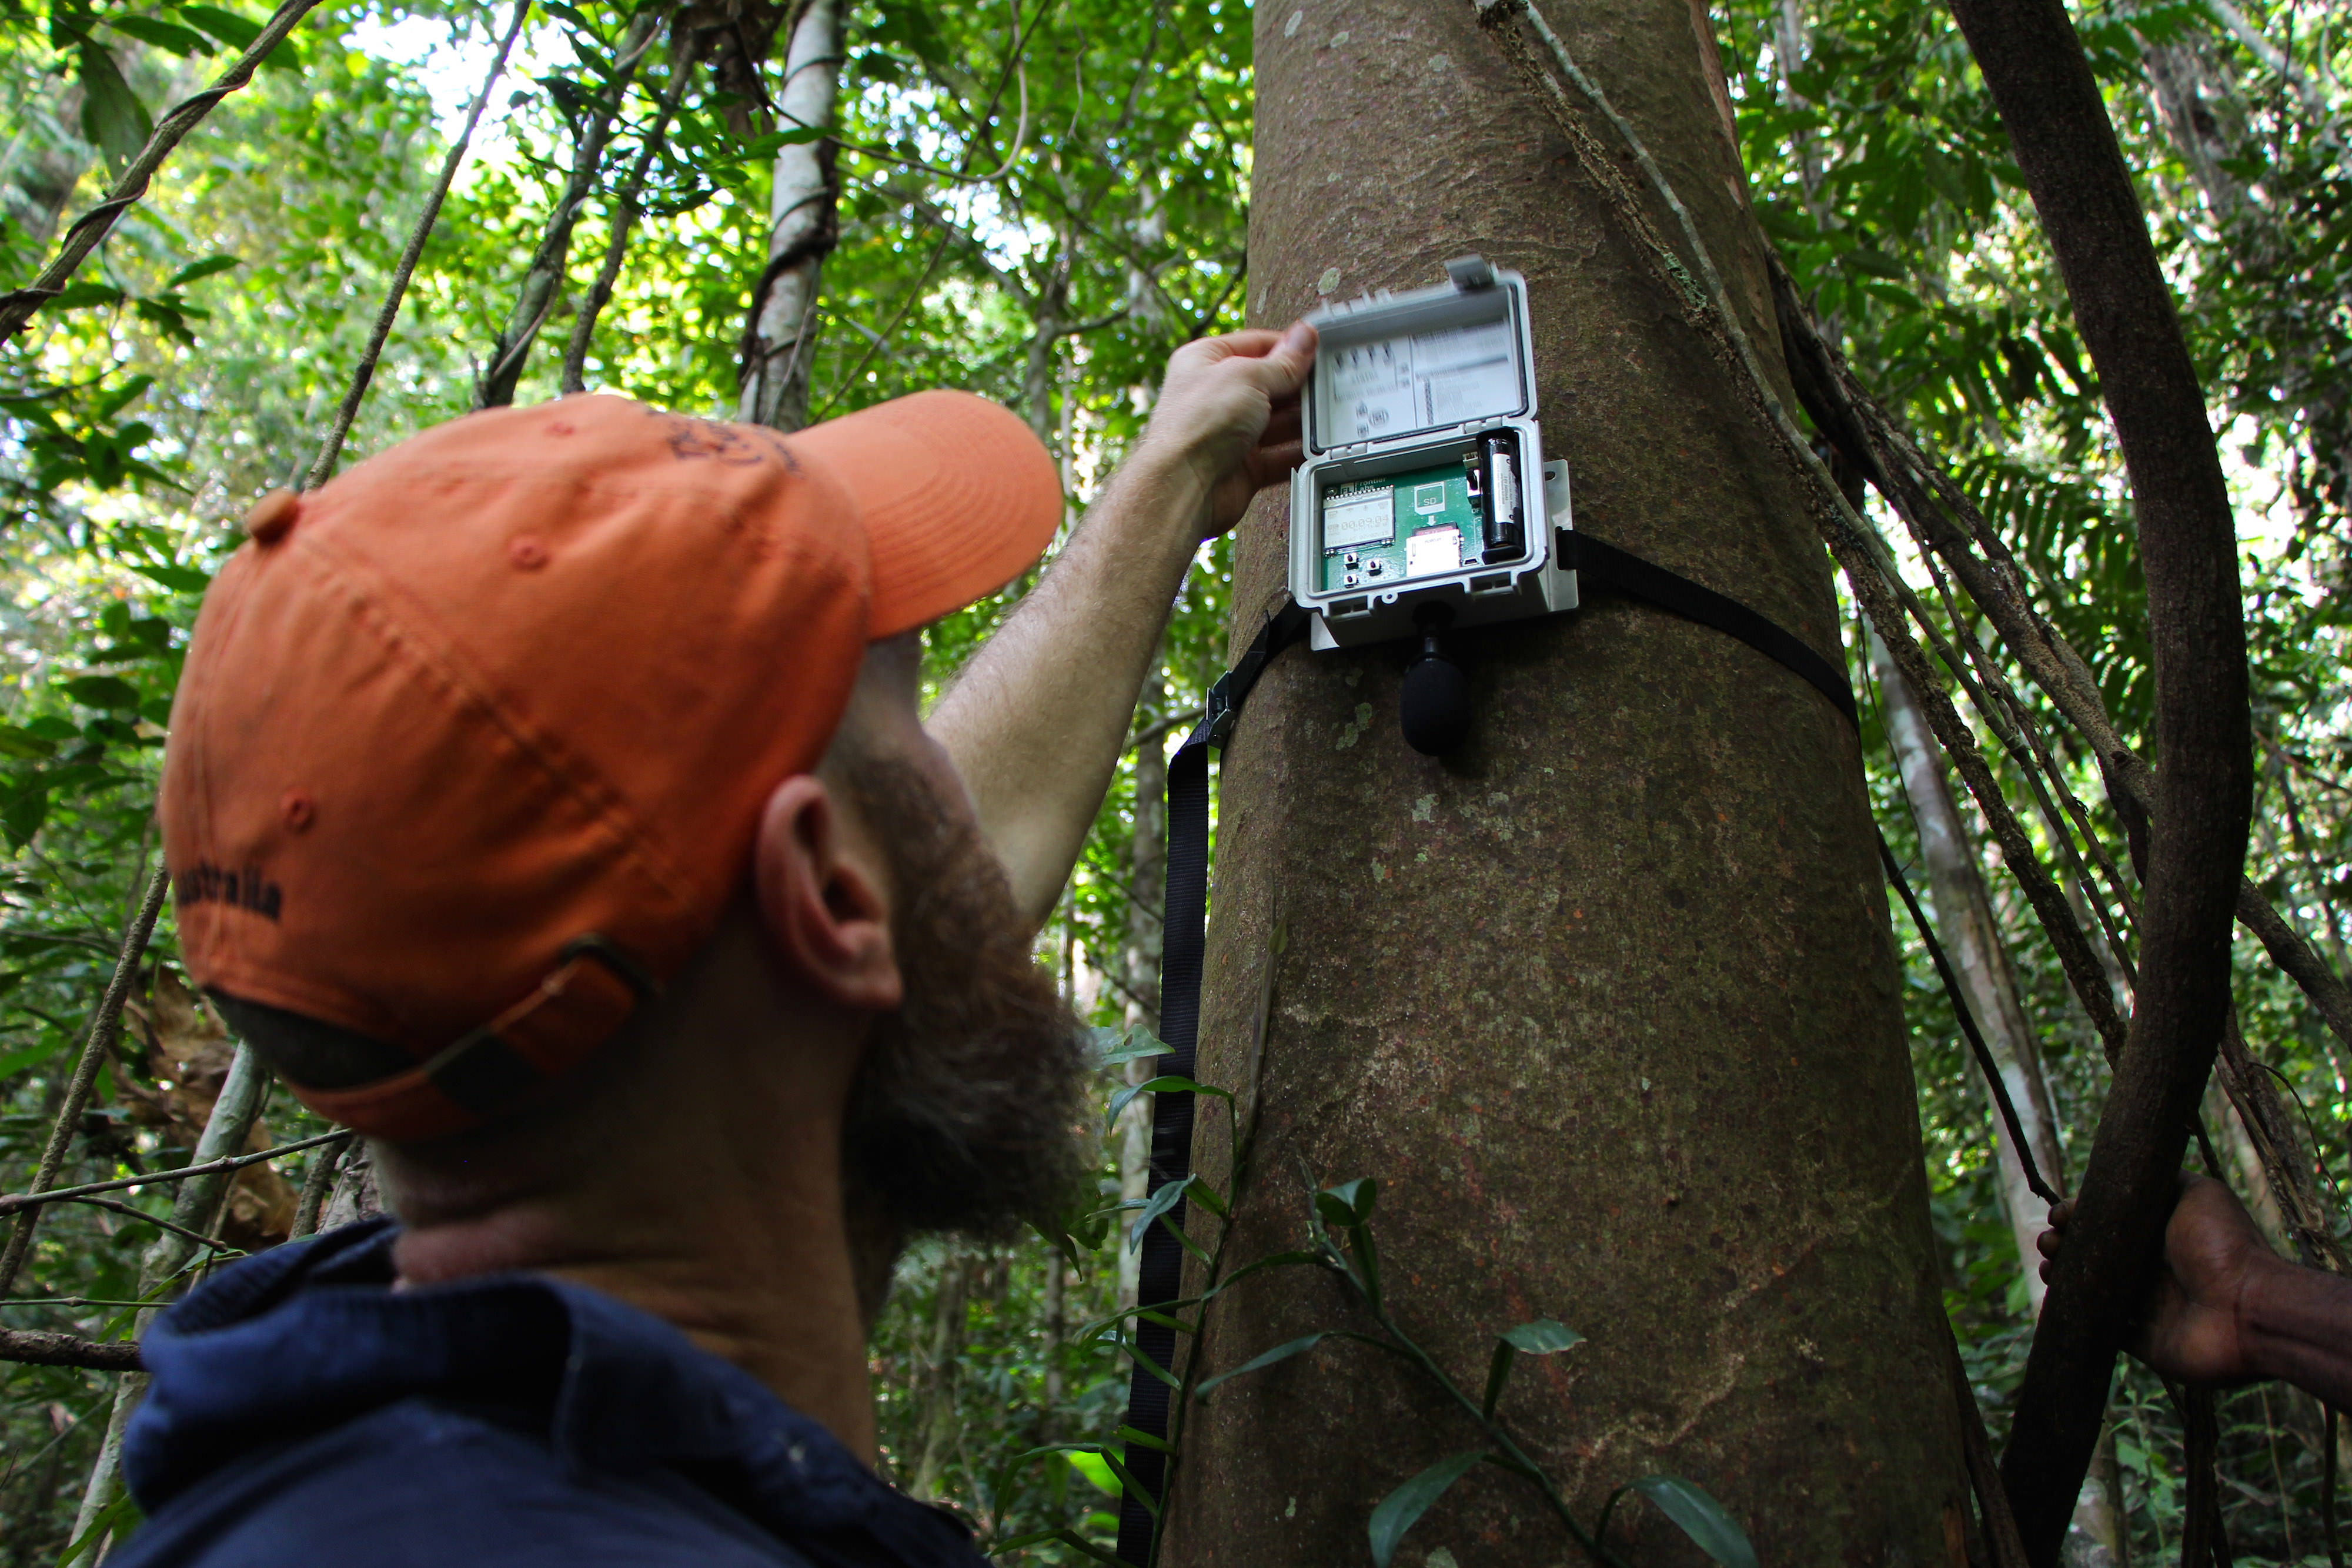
left=1478, top=434, right=1525, bottom=560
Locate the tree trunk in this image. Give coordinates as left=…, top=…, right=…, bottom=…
left=1873, top=631, right=2066, bottom=1292
left=737, top=0, right=841, bottom=433
left=1157, top=3, right=1969, bottom=1562
left=1119, top=662, right=1169, bottom=1312
left=1867, top=635, right=2131, bottom=1565
left=908, top=1249, right=970, bottom=1503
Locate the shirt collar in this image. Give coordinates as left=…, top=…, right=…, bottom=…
left=127, top=1219, right=977, bottom=1566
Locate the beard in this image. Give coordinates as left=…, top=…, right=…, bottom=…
left=834, top=750, right=1091, bottom=1242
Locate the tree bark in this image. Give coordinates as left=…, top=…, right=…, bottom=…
left=737, top=0, right=840, bottom=433
left=1156, top=3, right=1970, bottom=1561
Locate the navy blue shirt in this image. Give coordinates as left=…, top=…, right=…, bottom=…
left=116, top=1219, right=984, bottom=1568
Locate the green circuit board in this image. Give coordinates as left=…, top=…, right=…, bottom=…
left=1318, top=461, right=1489, bottom=594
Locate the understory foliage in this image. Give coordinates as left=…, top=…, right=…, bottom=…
left=0, top=0, right=2346, bottom=1561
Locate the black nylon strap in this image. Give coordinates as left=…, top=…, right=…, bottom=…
left=1562, top=530, right=1859, bottom=730
left=1115, top=602, right=1310, bottom=1564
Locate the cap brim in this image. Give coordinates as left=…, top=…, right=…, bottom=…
left=789, top=391, right=1064, bottom=638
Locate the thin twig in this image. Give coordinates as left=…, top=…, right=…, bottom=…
left=0, top=864, right=169, bottom=1299
left=0, top=1326, right=141, bottom=1371
left=0, top=1129, right=346, bottom=1216
left=29, top=1195, right=240, bottom=1256
left=288, top=1131, right=351, bottom=1240
left=0, top=0, right=326, bottom=347
left=305, top=0, right=533, bottom=489
left=560, top=33, right=701, bottom=393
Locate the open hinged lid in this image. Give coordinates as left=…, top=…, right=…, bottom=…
left=1302, top=256, right=1536, bottom=457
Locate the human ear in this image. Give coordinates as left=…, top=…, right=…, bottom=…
left=752, top=775, right=905, bottom=1012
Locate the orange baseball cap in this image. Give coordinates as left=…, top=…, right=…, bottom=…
left=159, top=392, right=1061, bottom=1141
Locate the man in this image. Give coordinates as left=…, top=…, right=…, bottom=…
left=116, top=319, right=1318, bottom=1567
left=2040, top=1175, right=2352, bottom=1408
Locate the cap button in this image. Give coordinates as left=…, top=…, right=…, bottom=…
left=244, top=490, right=300, bottom=545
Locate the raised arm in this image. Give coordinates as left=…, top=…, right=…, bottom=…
left=929, top=322, right=1316, bottom=926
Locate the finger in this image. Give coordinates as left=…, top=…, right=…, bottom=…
left=2049, top=1199, right=2075, bottom=1229
left=1220, top=320, right=1318, bottom=397
left=2036, top=1228, right=2060, bottom=1259
left=1245, top=439, right=1305, bottom=486
left=1186, top=327, right=1287, bottom=365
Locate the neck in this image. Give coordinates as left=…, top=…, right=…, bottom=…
left=380, top=916, right=880, bottom=1463
left=390, top=1118, right=877, bottom=1461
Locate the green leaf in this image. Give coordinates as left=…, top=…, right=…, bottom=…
left=1194, top=1330, right=1330, bottom=1398
left=1027, top=1187, right=1111, bottom=1266
left=1483, top=1318, right=1582, bottom=1417
left=76, top=41, right=153, bottom=168
left=109, top=15, right=215, bottom=54
left=1127, top=1174, right=1194, bottom=1253
left=4, top=786, right=51, bottom=850
left=1613, top=1476, right=1758, bottom=1568
left=49, top=282, right=123, bottom=311
left=0, top=1034, right=66, bottom=1078
left=1095, top=1025, right=1175, bottom=1067
left=1200, top=1249, right=1334, bottom=1302
left=1500, top=1318, right=1583, bottom=1355
left=164, top=254, right=241, bottom=288
left=987, top=1526, right=1121, bottom=1565
left=177, top=4, right=261, bottom=49
left=740, top=125, right=827, bottom=157
left=1368, top=1451, right=1486, bottom=1568
left=93, top=374, right=154, bottom=421
left=58, top=1488, right=138, bottom=1567
left=1316, top=1176, right=1377, bottom=1228
left=0, top=726, right=58, bottom=759
left=1067, top=1449, right=1121, bottom=1493
left=1113, top=1424, right=1174, bottom=1455
left=1107, top=1073, right=1229, bottom=1128
left=128, top=560, right=211, bottom=594
left=61, top=676, right=140, bottom=711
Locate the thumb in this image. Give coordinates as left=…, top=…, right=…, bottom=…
left=1227, top=320, right=1318, bottom=397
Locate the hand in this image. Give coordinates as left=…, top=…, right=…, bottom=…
left=1136, top=322, right=1317, bottom=539
left=2037, top=1174, right=2270, bottom=1385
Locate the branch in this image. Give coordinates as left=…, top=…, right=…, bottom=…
left=562, top=32, right=700, bottom=394
left=0, top=0, right=326, bottom=347
left=2239, top=881, right=2352, bottom=1051
left=307, top=0, right=532, bottom=487
left=476, top=6, right=667, bottom=409
left=0, top=1327, right=141, bottom=1372
left=0, top=865, right=169, bottom=1300
left=35, top=1195, right=235, bottom=1256
left=1944, top=0, right=2253, bottom=1556
left=0, top=1129, right=347, bottom=1216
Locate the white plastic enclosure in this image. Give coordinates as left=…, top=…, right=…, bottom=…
left=1291, top=256, right=1577, bottom=651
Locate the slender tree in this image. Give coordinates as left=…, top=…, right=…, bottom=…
left=737, top=0, right=840, bottom=431
left=1872, top=633, right=2132, bottom=1567
left=1157, top=1, right=1971, bottom=1559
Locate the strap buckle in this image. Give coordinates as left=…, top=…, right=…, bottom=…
left=1202, top=671, right=1238, bottom=749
